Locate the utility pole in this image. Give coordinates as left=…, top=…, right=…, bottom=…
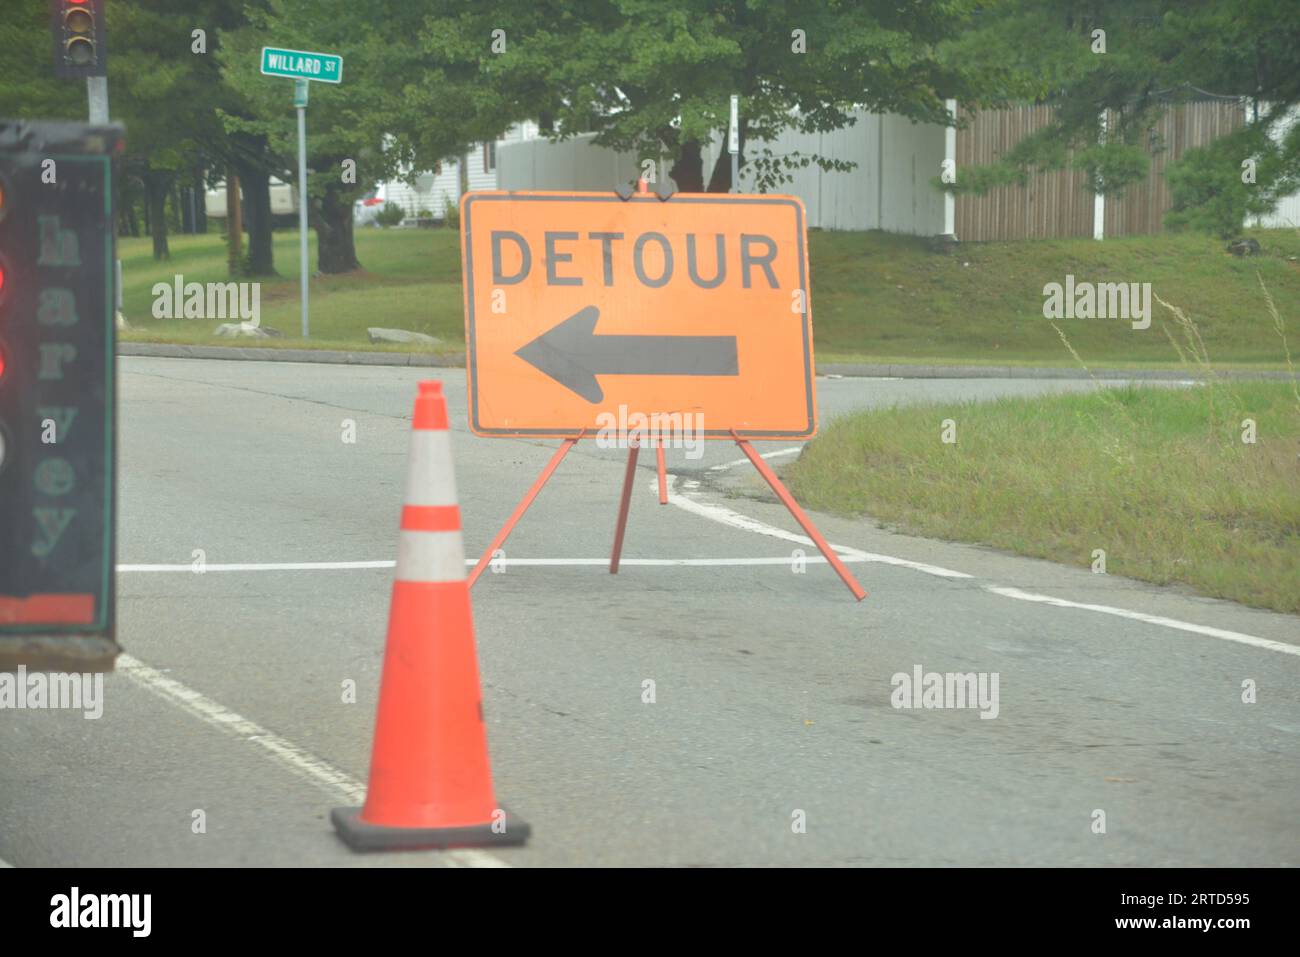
left=729, top=94, right=740, bottom=193
left=86, top=76, right=122, bottom=310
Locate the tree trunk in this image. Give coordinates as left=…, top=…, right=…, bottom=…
left=670, top=139, right=705, bottom=192
left=315, top=186, right=360, bottom=274
left=194, top=167, right=207, bottom=234
left=239, top=163, right=276, bottom=276
left=144, top=170, right=171, bottom=260
left=705, top=148, right=732, bottom=193
left=226, top=167, right=242, bottom=276
left=171, top=181, right=183, bottom=234
left=705, top=124, right=744, bottom=193
left=113, top=165, right=123, bottom=236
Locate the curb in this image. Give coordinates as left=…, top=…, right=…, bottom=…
left=119, top=342, right=465, bottom=367
left=817, top=362, right=1298, bottom=381
left=118, top=343, right=1297, bottom=381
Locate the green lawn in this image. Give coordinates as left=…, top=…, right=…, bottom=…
left=119, top=225, right=1300, bottom=367
left=785, top=381, right=1300, bottom=614
left=119, top=229, right=465, bottom=353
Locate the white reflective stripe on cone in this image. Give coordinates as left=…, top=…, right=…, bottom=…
left=395, top=529, right=467, bottom=583
left=403, top=431, right=459, bottom=507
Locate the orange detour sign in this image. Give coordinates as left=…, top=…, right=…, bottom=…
left=460, top=191, right=816, bottom=439
left=461, top=190, right=864, bottom=602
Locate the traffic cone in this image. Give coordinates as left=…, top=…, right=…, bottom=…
left=332, top=381, right=529, bottom=851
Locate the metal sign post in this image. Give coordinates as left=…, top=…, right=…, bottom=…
left=260, top=48, right=343, bottom=340
left=295, top=79, right=309, bottom=337
left=729, top=94, right=740, bottom=193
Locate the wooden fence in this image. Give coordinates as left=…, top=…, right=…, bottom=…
left=954, top=100, right=1245, bottom=241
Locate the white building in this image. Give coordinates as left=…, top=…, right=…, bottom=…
left=1254, top=104, right=1300, bottom=228
left=494, top=109, right=951, bottom=234
left=376, top=122, right=542, bottom=219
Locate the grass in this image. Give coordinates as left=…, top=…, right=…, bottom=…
left=785, top=379, right=1300, bottom=614
left=118, top=225, right=1300, bottom=367
left=119, top=228, right=465, bottom=353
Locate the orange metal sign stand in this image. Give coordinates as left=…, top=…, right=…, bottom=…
left=461, top=186, right=865, bottom=601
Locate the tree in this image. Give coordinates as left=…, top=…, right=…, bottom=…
left=108, top=1, right=251, bottom=261
left=0, top=0, right=260, bottom=262
left=219, top=0, right=437, bottom=274
left=0, top=2, right=85, bottom=120
left=935, top=0, right=1300, bottom=236
left=408, top=0, right=990, bottom=193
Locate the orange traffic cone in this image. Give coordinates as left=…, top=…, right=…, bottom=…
left=332, top=381, right=528, bottom=850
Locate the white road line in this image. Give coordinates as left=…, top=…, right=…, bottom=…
left=848, top=553, right=973, bottom=579
left=118, top=489, right=1294, bottom=656
left=119, top=561, right=395, bottom=572
left=118, top=557, right=870, bottom=572
left=474, top=557, right=865, bottom=566
left=115, top=654, right=507, bottom=868
left=662, top=475, right=1297, bottom=656
left=985, top=587, right=1300, bottom=658
left=707, top=446, right=803, bottom=472
left=662, top=476, right=972, bottom=579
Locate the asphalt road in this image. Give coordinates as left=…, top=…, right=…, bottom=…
left=2, top=357, right=1296, bottom=867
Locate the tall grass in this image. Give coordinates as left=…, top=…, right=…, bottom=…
left=787, top=278, right=1300, bottom=613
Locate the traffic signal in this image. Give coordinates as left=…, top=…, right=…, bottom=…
left=50, top=0, right=107, bottom=79
left=0, top=119, right=122, bottom=671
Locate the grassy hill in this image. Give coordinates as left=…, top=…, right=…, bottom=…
left=119, top=225, right=1300, bottom=368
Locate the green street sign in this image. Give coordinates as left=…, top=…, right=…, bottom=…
left=293, top=79, right=309, bottom=108
left=260, top=46, right=343, bottom=84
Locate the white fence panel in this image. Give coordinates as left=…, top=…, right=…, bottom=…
left=497, top=112, right=950, bottom=234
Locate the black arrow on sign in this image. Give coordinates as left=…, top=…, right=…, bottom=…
left=514, top=305, right=739, bottom=403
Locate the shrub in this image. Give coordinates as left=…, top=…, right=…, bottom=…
left=375, top=202, right=405, bottom=228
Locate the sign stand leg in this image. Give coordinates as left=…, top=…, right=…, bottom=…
left=655, top=438, right=668, bottom=505
left=468, top=434, right=583, bottom=587
left=610, top=439, right=641, bottom=574
left=731, top=435, right=867, bottom=602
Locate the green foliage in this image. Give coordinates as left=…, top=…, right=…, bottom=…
left=1164, top=142, right=1253, bottom=238
left=411, top=0, right=989, bottom=191
left=374, top=202, right=404, bottom=227
left=936, top=0, right=1300, bottom=234
left=217, top=0, right=407, bottom=203
left=0, top=2, right=83, bottom=119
